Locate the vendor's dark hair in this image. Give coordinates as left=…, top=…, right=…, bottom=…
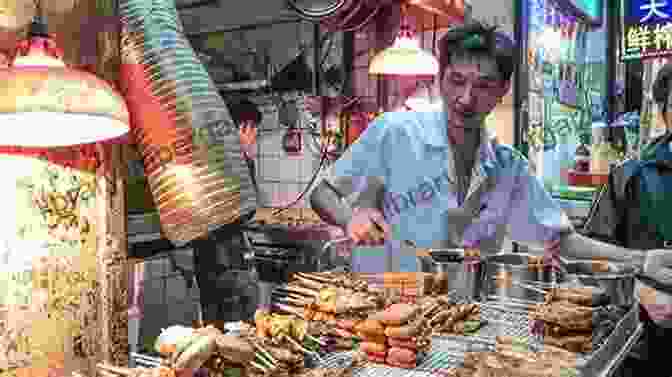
left=438, top=21, right=515, bottom=82
left=228, top=99, right=262, bottom=126
left=652, top=63, right=672, bottom=116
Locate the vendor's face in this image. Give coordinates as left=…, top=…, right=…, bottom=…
left=440, top=52, right=510, bottom=129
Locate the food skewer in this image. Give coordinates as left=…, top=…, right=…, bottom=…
left=295, top=276, right=324, bottom=290
left=251, top=340, right=279, bottom=366
left=284, top=334, right=323, bottom=361
left=279, top=285, right=319, bottom=298
left=276, top=296, right=308, bottom=307
left=273, top=303, right=306, bottom=317
left=250, top=360, right=269, bottom=374
left=97, top=363, right=135, bottom=376
left=296, top=272, right=333, bottom=284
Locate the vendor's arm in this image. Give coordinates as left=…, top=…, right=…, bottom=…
left=507, top=154, right=644, bottom=265
left=310, top=116, right=389, bottom=229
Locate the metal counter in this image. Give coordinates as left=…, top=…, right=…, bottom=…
left=317, top=303, right=643, bottom=377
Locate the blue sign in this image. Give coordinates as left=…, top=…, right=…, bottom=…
left=626, top=0, right=672, bottom=25
left=622, top=0, right=672, bottom=60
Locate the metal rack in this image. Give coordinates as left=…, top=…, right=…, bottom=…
left=316, top=302, right=642, bottom=377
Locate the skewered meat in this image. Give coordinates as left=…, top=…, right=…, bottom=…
left=543, top=333, right=593, bottom=353
left=372, top=303, right=419, bottom=326
left=386, top=347, right=417, bottom=368
left=384, top=319, right=422, bottom=338
left=354, top=319, right=385, bottom=336
left=336, top=319, right=360, bottom=332
left=532, top=301, right=593, bottom=330
left=463, top=352, right=483, bottom=369
left=546, top=286, right=607, bottom=307
left=430, top=309, right=452, bottom=327
left=332, top=328, right=356, bottom=339
left=358, top=333, right=387, bottom=344
left=173, top=334, right=217, bottom=370
left=213, top=335, right=255, bottom=364
left=360, top=341, right=387, bottom=354
left=388, top=338, right=419, bottom=350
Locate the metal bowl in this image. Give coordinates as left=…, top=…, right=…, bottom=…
left=428, top=249, right=484, bottom=301
left=483, top=253, right=565, bottom=304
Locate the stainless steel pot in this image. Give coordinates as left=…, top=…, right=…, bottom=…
left=483, top=253, right=565, bottom=304
left=565, top=260, right=635, bottom=307
left=428, top=249, right=484, bottom=301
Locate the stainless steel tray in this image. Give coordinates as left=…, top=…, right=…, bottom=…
left=419, top=302, right=640, bottom=376
left=580, top=304, right=640, bottom=376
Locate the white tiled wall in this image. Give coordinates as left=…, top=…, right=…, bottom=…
left=252, top=95, right=324, bottom=208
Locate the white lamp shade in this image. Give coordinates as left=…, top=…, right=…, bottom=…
left=0, top=40, right=130, bottom=147
left=404, top=81, right=442, bottom=110
left=369, top=36, right=439, bottom=76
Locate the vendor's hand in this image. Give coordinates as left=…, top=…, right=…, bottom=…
left=542, top=238, right=563, bottom=273
left=346, top=207, right=390, bottom=246
left=636, top=249, right=672, bottom=328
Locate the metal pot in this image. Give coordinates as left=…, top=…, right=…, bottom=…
left=428, top=249, right=484, bottom=301
left=565, top=260, right=635, bottom=307
left=483, top=253, right=565, bottom=304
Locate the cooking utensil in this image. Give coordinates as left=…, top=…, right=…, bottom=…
left=428, top=248, right=484, bottom=301
left=483, top=253, right=565, bottom=304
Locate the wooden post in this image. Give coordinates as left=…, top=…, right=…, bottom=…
left=93, top=0, right=129, bottom=368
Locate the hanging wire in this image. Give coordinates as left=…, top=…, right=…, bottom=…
left=432, top=15, right=438, bottom=54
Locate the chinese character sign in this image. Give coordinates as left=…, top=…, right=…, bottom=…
left=626, top=0, right=672, bottom=24
left=623, top=0, right=672, bottom=60
left=623, top=22, right=672, bottom=59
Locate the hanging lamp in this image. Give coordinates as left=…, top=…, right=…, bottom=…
left=0, top=1, right=129, bottom=147
left=403, top=15, right=441, bottom=110
left=369, top=3, right=439, bottom=76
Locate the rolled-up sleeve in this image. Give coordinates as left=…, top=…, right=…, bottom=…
left=323, top=115, right=389, bottom=194
left=507, top=159, right=573, bottom=246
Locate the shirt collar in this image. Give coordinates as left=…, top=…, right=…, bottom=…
left=422, top=111, right=497, bottom=172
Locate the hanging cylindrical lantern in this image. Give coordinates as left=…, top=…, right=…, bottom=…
left=119, top=0, right=256, bottom=246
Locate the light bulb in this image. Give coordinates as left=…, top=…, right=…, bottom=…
left=540, top=28, right=562, bottom=51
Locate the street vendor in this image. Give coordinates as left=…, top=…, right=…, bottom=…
left=584, top=63, right=672, bottom=377
left=309, top=21, right=653, bottom=272
left=190, top=98, right=261, bottom=327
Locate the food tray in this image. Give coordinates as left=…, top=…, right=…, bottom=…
left=313, top=302, right=641, bottom=377
left=430, top=302, right=639, bottom=375
left=580, top=304, right=639, bottom=376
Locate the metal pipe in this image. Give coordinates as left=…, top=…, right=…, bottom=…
left=313, top=22, right=321, bottom=96
left=185, top=18, right=302, bottom=37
